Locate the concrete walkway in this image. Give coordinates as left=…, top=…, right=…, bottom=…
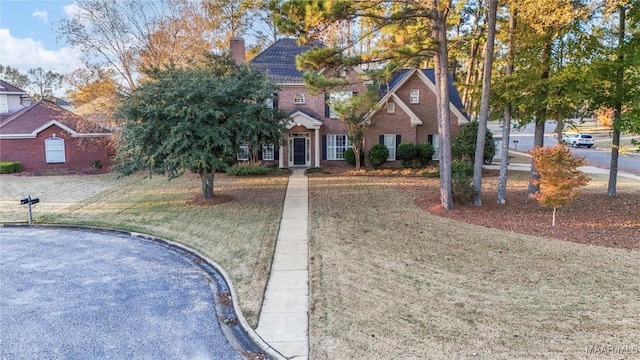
left=256, top=169, right=309, bottom=359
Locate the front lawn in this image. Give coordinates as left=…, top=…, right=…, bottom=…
left=308, top=174, right=640, bottom=359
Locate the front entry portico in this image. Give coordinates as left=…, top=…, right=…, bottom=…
left=280, top=110, right=323, bottom=168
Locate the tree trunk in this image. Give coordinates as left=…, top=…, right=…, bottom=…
left=354, top=145, right=362, bottom=170
left=497, top=105, right=512, bottom=204
left=556, top=113, right=563, bottom=145
left=527, top=39, right=552, bottom=198
left=608, top=5, right=625, bottom=198
left=497, top=9, right=516, bottom=205
left=201, top=170, right=215, bottom=199
left=552, top=206, right=557, bottom=227
left=432, top=0, right=453, bottom=210
left=528, top=116, right=546, bottom=197
left=608, top=121, right=621, bottom=197
left=462, top=0, right=485, bottom=110
left=472, top=0, right=498, bottom=206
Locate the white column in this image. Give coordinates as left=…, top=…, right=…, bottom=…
left=314, top=128, right=320, bottom=167
left=279, top=145, right=285, bottom=168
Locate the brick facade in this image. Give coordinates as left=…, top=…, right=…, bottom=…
left=249, top=38, right=467, bottom=168
left=0, top=124, right=111, bottom=172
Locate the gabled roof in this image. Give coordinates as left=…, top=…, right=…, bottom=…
left=250, top=38, right=321, bottom=84
left=377, top=69, right=469, bottom=123
left=0, top=99, right=110, bottom=139
left=0, top=79, right=27, bottom=94
left=288, top=108, right=323, bottom=130
left=379, top=69, right=466, bottom=115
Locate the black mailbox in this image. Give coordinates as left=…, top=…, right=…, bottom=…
left=20, top=197, right=39, bottom=205
left=19, top=195, right=39, bottom=224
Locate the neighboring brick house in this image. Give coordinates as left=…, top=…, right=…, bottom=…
left=239, top=38, right=468, bottom=168
left=0, top=80, right=111, bottom=172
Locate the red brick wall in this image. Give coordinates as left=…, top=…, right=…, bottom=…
left=277, top=75, right=364, bottom=167
left=274, top=70, right=465, bottom=168
left=0, top=125, right=111, bottom=172
left=364, top=72, right=465, bottom=167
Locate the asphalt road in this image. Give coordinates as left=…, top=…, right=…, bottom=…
left=494, top=121, right=640, bottom=175
left=0, top=226, right=244, bottom=360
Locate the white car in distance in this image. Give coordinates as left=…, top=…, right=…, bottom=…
left=562, top=133, right=594, bottom=148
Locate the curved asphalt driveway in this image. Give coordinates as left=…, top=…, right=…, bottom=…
left=0, top=226, right=249, bottom=359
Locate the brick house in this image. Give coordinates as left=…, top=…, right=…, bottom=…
left=238, top=38, right=468, bottom=168
left=0, top=80, right=111, bottom=172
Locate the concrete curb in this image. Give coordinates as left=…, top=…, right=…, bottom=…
left=0, top=223, right=285, bottom=360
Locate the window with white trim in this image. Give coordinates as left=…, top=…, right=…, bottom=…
left=410, top=89, right=420, bottom=104
left=329, top=91, right=353, bottom=119
left=384, top=134, right=396, bottom=161
left=45, top=137, right=65, bottom=163
left=293, top=93, right=305, bottom=104
left=0, top=95, right=8, bottom=113
left=431, top=134, right=440, bottom=160
left=237, top=145, right=249, bottom=161
left=326, top=134, right=349, bottom=160
left=262, top=144, right=275, bottom=160
left=386, top=103, right=395, bottom=113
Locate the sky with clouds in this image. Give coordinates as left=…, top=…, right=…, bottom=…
left=0, top=1, right=83, bottom=78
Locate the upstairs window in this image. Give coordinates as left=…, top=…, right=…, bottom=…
left=410, top=89, right=420, bottom=104
left=45, top=136, right=65, bottom=163
left=293, top=93, right=305, bottom=104
left=328, top=91, right=353, bottom=119
left=0, top=95, right=7, bottom=113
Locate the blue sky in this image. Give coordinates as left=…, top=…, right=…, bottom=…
left=0, top=0, right=82, bottom=79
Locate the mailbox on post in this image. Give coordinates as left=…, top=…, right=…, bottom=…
left=20, top=195, right=39, bottom=224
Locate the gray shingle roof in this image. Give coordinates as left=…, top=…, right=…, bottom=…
left=250, top=38, right=320, bottom=84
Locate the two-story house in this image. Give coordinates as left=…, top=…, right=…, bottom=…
left=236, top=37, right=468, bottom=168
left=0, top=80, right=111, bottom=172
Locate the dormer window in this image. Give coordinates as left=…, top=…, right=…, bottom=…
left=293, top=93, right=306, bottom=104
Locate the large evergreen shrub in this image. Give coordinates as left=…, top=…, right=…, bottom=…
left=344, top=148, right=356, bottom=166
left=416, top=142, right=435, bottom=167
left=451, top=160, right=474, bottom=203
left=368, top=144, right=389, bottom=169
left=396, top=142, right=417, bottom=168
left=452, top=121, right=496, bottom=163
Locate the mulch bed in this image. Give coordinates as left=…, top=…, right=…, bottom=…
left=416, top=185, right=640, bottom=251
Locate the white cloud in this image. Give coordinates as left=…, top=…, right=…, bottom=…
left=0, top=29, right=83, bottom=96
left=63, top=3, right=81, bottom=18
left=32, top=10, right=49, bottom=23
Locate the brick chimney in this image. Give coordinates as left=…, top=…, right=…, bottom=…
left=230, top=37, right=246, bottom=65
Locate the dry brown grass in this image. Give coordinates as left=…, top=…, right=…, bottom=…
left=308, top=174, right=640, bottom=359
left=0, top=172, right=288, bottom=327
